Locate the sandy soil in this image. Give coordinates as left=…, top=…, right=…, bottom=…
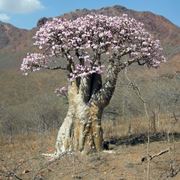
left=0, top=132, right=179, bottom=180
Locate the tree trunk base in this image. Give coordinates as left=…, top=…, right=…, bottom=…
left=55, top=103, right=103, bottom=155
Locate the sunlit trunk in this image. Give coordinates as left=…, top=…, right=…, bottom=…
left=55, top=63, right=119, bottom=154
left=55, top=81, right=103, bottom=154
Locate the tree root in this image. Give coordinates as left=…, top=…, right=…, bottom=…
left=42, top=151, right=72, bottom=162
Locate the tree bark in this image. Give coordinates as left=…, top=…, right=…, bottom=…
left=55, top=61, right=121, bottom=155
left=55, top=81, right=103, bottom=154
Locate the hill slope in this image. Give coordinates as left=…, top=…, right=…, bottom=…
left=0, top=6, right=180, bottom=68
left=0, top=5, right=179, bottom=70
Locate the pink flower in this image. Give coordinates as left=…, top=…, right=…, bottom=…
left=21, top=13, right=165, bottom=82
left=55, top=86, right=68, bottom=97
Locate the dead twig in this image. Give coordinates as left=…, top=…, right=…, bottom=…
left=141, top=148, right=170, bottom=162
left=160, top=166, right=180, bottom=179
left=0, top=169, right=23, bottom=180
left=0, top=156, right=42, bottom=180
left=33, top=152, right=72, bottom=180
left=124, top=68, right=151, bottom=180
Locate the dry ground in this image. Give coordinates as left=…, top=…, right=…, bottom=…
left=0, top=116, right=180, bottom=180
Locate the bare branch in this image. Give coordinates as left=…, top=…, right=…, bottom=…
left=124, top=68, right=146, bottom=103
left=141, top=148, right=170, bottom=162
left=90, top=61, right=119, bottom=107
left=172, top=112, right=179, bottom=123
left=43, top=65, right=67, bottom=70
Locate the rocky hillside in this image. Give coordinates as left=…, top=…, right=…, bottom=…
left=0, top=5, right=180, bottom=57
left=61, top=6, right=180, bottom=50
left=0, top=21, right=34, bottom=52
left=0, top=22, right=34, bottom=69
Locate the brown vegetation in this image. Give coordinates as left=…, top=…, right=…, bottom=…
left=0, top=115, right=180, bottom=179
left=0, top=5, right=180, bottom=180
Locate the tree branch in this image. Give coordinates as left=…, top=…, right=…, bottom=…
left=44, top=65, right=67, bottom=70
left=141, top=148, right=170, bottom=162
left=90, top=61, right=119, bottom=108
left=89, top=51, right=137, bottom=108
left=32, top=63, right=67, bottom=71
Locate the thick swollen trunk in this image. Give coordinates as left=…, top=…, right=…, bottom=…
left=56, top=103, right=103, bottom=154
left=55, top=82, right=103, bottom=154
left=55, top=62, right=119, bottom=154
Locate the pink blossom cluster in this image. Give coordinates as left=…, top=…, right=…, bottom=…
left=21, top=13, right=165, bottom=78
left=69, top=65, right=104, bottom=80
left=21, top=53, right=47, bottom=74
left=54, top=86, right=68, bottom=97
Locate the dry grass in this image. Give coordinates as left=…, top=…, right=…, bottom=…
left=102, top=114, right=179, bottom=139
left=0, top=115, right=180, bottom=180
left=0, top=135, right=179, bottom=180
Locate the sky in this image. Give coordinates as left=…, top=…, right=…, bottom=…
left=0, top=0, right=179, bottom=29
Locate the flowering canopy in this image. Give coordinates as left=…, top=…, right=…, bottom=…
left=21, top=14, right=165, bottom=81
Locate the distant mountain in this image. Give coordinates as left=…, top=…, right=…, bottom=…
left=59, top=6, right=180, bottom=58
left=0, top=21, right=34, bottom=51
left=0, top=21, right=35, bottom=69
left=61, top=6, right=180, bottom=46
left=0, top=5, right=179, bottom=70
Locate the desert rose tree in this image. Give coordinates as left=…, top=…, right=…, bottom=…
left=21, top=14, right=165, bottom=156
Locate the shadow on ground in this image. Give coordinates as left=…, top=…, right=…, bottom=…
left=103, top=132, right=180, bottom=149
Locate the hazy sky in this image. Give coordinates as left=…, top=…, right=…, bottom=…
left=0, top=0, right=179, bottom=29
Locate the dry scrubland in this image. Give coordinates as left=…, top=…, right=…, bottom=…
left=0, top=5, right=180, bottom=180
left=0, top=67, right=180, bottom=179
left=0, top=115, right=180, bottom=180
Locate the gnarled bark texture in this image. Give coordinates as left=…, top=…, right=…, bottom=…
left=55, top=62, right=119, bottom=154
